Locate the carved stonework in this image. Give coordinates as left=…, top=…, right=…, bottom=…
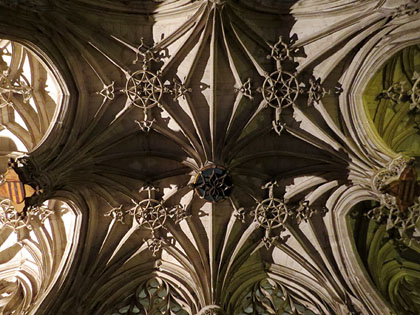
left=250, top=182, right=290, bottom=248
left=392, top=1, right=420, bottom=18
left=255, top=35, right=329, bottom=132
left=237, top=278, right=317, bottom=314
left=110, top=277, right=191, bottom=315
left=124, top=70, right=163, bottom=109
left=258, top=36, right=301, bottom=115
left=133, top=37, right=162, bottom=67
left=168, top=78, right=192, bottom=101
left=237, top=182, right=324, bottom=248
left=193, top=165, right=232, bottom=202
left=234, top=78, right=253, bottom=100
left=11, top=156, right=52, bottom=208
left=97, top=81, right=115, bottom=101
left=366, top=198, right=420, bottom=238
left=306, top=77, right=329, bottom=106
left=260, top=70, right=300, bottom=109
left=376, top=72, right=420, bottom=111
left=0, top=199, right=28, bottom=230
left=134, top=117, right=155, bottom=132
left=197, top=305, right=223, bottom=315
left=105, top=204, right=125, bottom=224
left=372, top=155, right=412, bottom=193
left=106, top=186, right=189, bottom=255
left=294, top=200, right=316, bottom=224
left=272, top=120, right=286, bottom=136
left=410, top=71, right=420, bottom=110
left=0, top=70, right=32, bottom=108
left=2, top=2, right=420, bottom=314
left=267, top=35, right=299, bottom=62
left=377, top=81, right=408, bottom=104
left=0, top=199, right=52, bottom=231
left=253, top=194, right=289, bottom=230
left=369, top=157, right=420, bottom=238
left=96, top=36, right=192, bottom=132
left=130, top=197, right=168, bottom=229
left=144, top=237, right=169, bottom=257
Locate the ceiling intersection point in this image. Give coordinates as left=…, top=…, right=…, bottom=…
left=0, top=1, right=420, bottom=314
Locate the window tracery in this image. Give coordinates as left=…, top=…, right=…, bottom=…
left=0, top=39, right=62, bottom=151
left=0, top=200, right=76, bottom=314
left=366, top=45, right=420, bottom=240
left=351, top=201, right=420, bottom=315
left=236, top=279, right=316, bottom=315
left=0, top=39, right=74, bottom=314
left=110, top=277, right=191, bottom=315
left=0, top=1, right=420, bottom=314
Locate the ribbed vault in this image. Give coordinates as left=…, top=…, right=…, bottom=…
left=0, top=0, right=419, bottom=314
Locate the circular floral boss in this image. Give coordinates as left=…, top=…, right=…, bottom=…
left=193, top=166, right=232, bottom=202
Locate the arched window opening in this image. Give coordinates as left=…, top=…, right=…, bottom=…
left=0, top=38, right=62, bottom=154
left=0, top=39, right=74, bottom=314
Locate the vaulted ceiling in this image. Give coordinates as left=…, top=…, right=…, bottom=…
left=0, top=0, right=419, bottom=314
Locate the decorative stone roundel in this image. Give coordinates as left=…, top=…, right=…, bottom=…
left=261, top=70, right=299, bottom=109
left=254, top=198, right=288, bottom=229
left=193, top=166, right=232, bottom=202
left=132, top=198, right=167, bottom=229
left=412, top=74, right=420, bottom=107
left=125, top=70, right=163, bottom=109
